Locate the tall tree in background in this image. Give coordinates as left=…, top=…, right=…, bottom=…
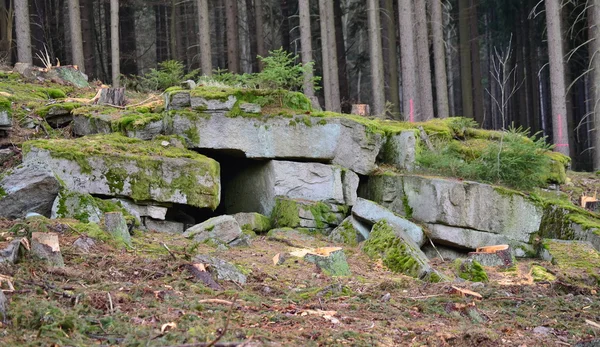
left=383, top=0, right=400, bottom=115
left=68, top=0, right=85, bottom=72
left=110, top=0, right=120, bottom=87
left=414, top=0, right=434, bottom=120
left=398, top=0, right=418, bottom=121
left=458, top=0, right=473, bottom=120
left=15, top=0, right=32, bottom=64
left=225, top=0, right=240, bottom=73
left=367, top=0, right=385, bottom=116
left=319, top=0, right=331, bottom=110
left=590, top=0, right=600, bottom=168
left=197, top=0, right=212, bottom=76
left=255, top=0, right=266, bottom=69
left=298, top=0, right=317, bottom=106
left=430, top=0, right=449, bottom=119
left=469, top=0, right=484, bottom=124
left=0, top=0, right=14, bottom=62
left=319, top=0, right=340, bottom=112
left=545, top=0, right=570, bottom=156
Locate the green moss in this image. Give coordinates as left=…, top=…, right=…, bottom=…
left=308, top=202, right=338, bottom=229
left=112, top=112, right=164, bottom=132
left=531, top=265, right=556, bottom=282
left=0, top=185, right=6, bottom=199
left=184, top=126, right=200, bottom=143
left=455, top=259, right=489, bottom=282
left=35, top=102, right=83, bottom=118
left=542, top=239, right=600, bottom=286
left=45, top=88, right=67, bottom=99
left=0, top=96, right=11, bottom=111
left=70, top=222, right=111, bottom=242
left=337, top=219, right=359, bottom=246
left=271, top=199, right=300, bottom=227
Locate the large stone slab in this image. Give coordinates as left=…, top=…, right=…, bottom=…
left=183, top=215, right=243, bottom=245
left=329, top=216, right=371, bottom=246
left=168, top=112, right=383, bottom=175
left=271, top=198, right=347, bottom=233
left=425, top=224, right=510, bottom=250
left=352, top=198, right=425, bottom=246
left=51, top=191, right=103, bottom=223
left=224, top=160, right=350, bottom=216
left=363, top=174, right=543, bottom=244
left=22, top=134, right=220, bottom=209
left=0, top=163, right=60, bottom=219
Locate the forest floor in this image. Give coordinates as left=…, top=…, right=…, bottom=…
left=0, top=221, right=598, bottom=347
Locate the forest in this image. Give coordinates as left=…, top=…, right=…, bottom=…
left=1, top=0, right=599, bottom=171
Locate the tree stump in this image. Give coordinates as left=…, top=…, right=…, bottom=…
left=351, top=104, right=370, bottom=116
left=304, top=247, right=351, bottom=276
left=31, top=232, right=64, bottom=267
left=97, top=87, right=126, bottom=106
left=468, top=245, right=515, bottom=268
left=104, top=212, right=132, bottom=247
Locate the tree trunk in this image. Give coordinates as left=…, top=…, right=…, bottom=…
left=398, top=0, right=419, bottom=121
left=255, top=0, right=266, bottom=69
left=469, top=0, right=484, bottom=125
left=590, top=0, right=600, bottom=169
left=325, top=0, right=340, bottom=112
left=458, top=0, right=473, bottom=119
left=15, top=0, right=32, bottom=64
left=119, top=1, right=137, bottom=76
left=81, top=0, right=95, bottom=78
left=68, top=0, right=85, bottom=72
left=414, top=0, right=434, bottom=120
left=299, top=0, right=316, bottom=103
left=246, top=0, right=258, bottom=72
left=110, top=0, right=120, bottom=87
left=334, top=0, right=349, bottom=109
left=197, top=0, right=212, bottom=75
left=430, top=0, right=449, bottom=119
left=367, top=0, right=385, bottom=117
left=544, top=0, right=570, bottom=156
left=383, top=0, right=400, bottom=116
left=319, top=0, right=331, bottom=110
left=445, top=2, right=455, bottom=116
left=280, top=0, right=290, bottom=52
left=225, top=0, right=240, bottom=73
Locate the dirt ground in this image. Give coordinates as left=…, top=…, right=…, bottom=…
left=0, top=221, right=598, bottom=347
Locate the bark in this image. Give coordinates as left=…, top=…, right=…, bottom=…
left=15, top=0, right=32, bottom=64
left=280, top=0, right=290, bottom=52
left=169, top=0, right=177, bottom=60
left=98, top=87, right=126, bottom=106
left=197, top=0, right=212, bottom=75
left=68, top=0, right=84, bottom=72
left=383, top=0, right=400, bottom=115
left=119, top=1, right=137, bottom=75
left=81, top=0, right=95, bottom=77
left=469, top=0, right=484, bottom=125
left=367, top=0, right=385, bottom=117
left=334, top=0, right=349, bottom=108
left=110, top=0, right=120, bottom=87
left=458, top=0, right=473, bottom=119
left=299, top=0, right=316, bottom=101
left=0, top=0, right=12, bottom=61
left=445, top=2, right=455, bottom=116
left=246, top=0, right=258, bottom=72
left=590, top=0, right=600, bottom=169
left=414, top=0, right=434, bottom=120
left=398, top=0, right=419, bottom=121
left=319, top=0, right=334, bottom=111
left=430, top=0, right=449, bottom=119
left=155, top=5, right=168, bottom=62
left=255, top=0, right=266, bottom=69
left=325, top=0, right=340, bottom=112
left=225, top=0, right=240, bottom=73
left=544, top=0, right=570, bottom=156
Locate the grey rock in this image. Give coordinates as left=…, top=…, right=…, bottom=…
left=145, top=219, right=185, bottom=234
left=31, top=232, right=64, bottom=267
left=533, top=326, right=553, bottom=336
left=125, top=120, right=163, bottom=140
left=329, top=216, right=370, bottom=245
left=165, top=91, right=191, bottom=110
left=116, top=199, right=168, bottom=221
left=103, top=212, right=132, bottom=247
left=363, top=174, right=543, bottom=244
left=468, top=245, right=515, bottom=267
left=72, top=236, right=96, bottom=253
left=183, top=215, right=242, bottom=245
left=0, top=239, right=24, bottom=264
left=0, top=288, right=7, bottom=322
left=232, top=212, right=271, bottom=233
left=239, top=103, right=261, bottom=114
left=72, top=114, right=113, bottom=136
left=304, top=248, right=351, bottom=276
left=169, top=112, right=383, bottom=175
left=0, top=163, right=60, bottom=219
left=0, top=110, right=11, bottom=128
left=181, top=80, right=197, bottom=90
left=225, top=161, right=346, bottom=216
left=228, top=233, right=253, bottom=247
left=190, top=95, right=237, bottom=111
left=271, top=198, right=346, bottom=233
left=352, top=198, right=425, bottom=246
left=192, top=254, right=247, bottom=285
left=342, top=170, right=360, bottom=206
left=378, top=131, right=416, bottom=171
left=422, top=244, right=468, bottom=260
left=426, top=224, right=510, bottom=250
left=51, top=191, right=103, bottom=223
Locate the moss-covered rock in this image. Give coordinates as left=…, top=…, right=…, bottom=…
left=539, top=239, right=600, bottom=286
left=362, top=220, right=443, bottom=282
left=329, top=216, right=370, bottom=246
left=531, top=265, right=556, bottom=282
left=271, top=198, right=347, bottom=233
left=232, top=212, right=271, bottom=233
left=455, top=259, right=489, bottom=282
left=22, top=134, right=220, bottom=209
left=51, top=190, right=137, bottom=225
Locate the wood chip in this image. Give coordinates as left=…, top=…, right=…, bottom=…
left=585, top=319, right=600, bottom=329
left=160, top=322, right=177, bottom=333
left=450, top=286, right=483, bottom=299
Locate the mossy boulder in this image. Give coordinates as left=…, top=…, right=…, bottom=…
left=51, top=190, right=137, bottom=225
left=271, top=198, right=347, bottom=234
left=22, top=134, right=220, bottom=209
left=362, top=220, right=443, bottom=282
left=232, top=212, right=271, bottom=233
left=329, top=216, right=370, bottom=246
left=455, top=259, right=489, bottom=282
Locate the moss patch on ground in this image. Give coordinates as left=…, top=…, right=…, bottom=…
left=542, top=239, right=600, bottom=286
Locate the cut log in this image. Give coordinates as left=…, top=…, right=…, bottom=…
left=31, top=232, right=64, bottom=267
left=97, top=87, right=126, bottom=106
left=186, top=263, right=222, bottom=290
left=303, top=247, right=351, bottom=276
left=468, top=244, right=514, bottom=268
left=103, top=212, right=132, bottom=247
left=351, top=104, right=370, bottom=116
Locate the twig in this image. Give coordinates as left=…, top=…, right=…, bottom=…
left=162, top=243, right=177, bottom=260
left=206, top=294, right=238, bottom=347
left=107, top=292, right=114, bottom=313
left=427, top=237, right=444, bottom=262
left=266, top=236, right=304, bottom=249
left=400, top=294, right=445, bottom=300
left=198, top=299, right=235, bottom=305
left=124, top=95, right=159, bottom=109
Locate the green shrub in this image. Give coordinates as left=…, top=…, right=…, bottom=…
left=127, top=60, right=199, bottom=91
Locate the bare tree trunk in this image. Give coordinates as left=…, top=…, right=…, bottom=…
left=325, top=0, right=340, bottom=112
left=445, top=2, right=455, bottom=116
left=81, top=0, right=95, bottom=77
left=319, top=0, right=331, bottom=110
left=458, top=0, right=473, bottom=119
left=398, top=0, right=419, bottom=121
left=0, top=0, right=14, bottom=63
left=68, top=0, right=85, bottom=71
left=197, top=0, right=212, bottom=76
left=469, top=0, right=484, bottom=125
left=169, top=0, right=177, bottom=60
left=255, top=0, right=266, bottom=69
left=367, top=0, right=385, bottom=117
left=334, top=0, right=349, bottom=109
left=110, top=0, right=120, bottom=87
left=414, top=0, right=434, bottom=120
left=15, top=0, right=32, bottom=64
left=544, top=0, right=570, bottom=156
left=590, top=0, right=600, bottom=168
left=383, top=0, right=400, bottom=116
left=299, top=0, right=316, bottom=103
left=431, top=0, right=449, bottom=119
left=225, top=0, right=240, bottom=73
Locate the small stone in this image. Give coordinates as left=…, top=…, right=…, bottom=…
left=192, top=254, right=247, bottom=285
left=0, top=239, right=24, bottom=264
left=183, top=215, right=243, bottom=246
left=72, top=236, right=96, bottom=253
left=161, top=141, right=170, bottom=147
left=239, top=103, right=261, bottom=114
left=145, top=219, right=185, bottom=234
left=232, top=212, right=271, bottom=233
left=103, top=212, right=132, bottom=247
left=380, top=293, right=391, bottom=302
left=533, top=326, right=553, bottom=335
left=468, top=245, right=515, bottom=268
